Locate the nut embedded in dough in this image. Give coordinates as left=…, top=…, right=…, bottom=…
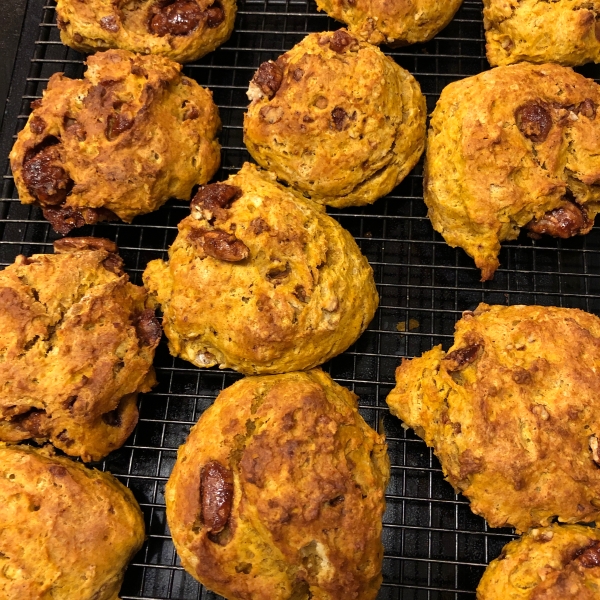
left=424, top=63, right=600, bottom=281
left=0, top=237, right=161, bottom=461
left=314, top=0, right=463, bottom=46
left=10, top=50, right=221, bottom=234
left=0, top=443, right=145, bottom=600
left=166, top=369, right=390, bottom=600
left=244, top=30, right=426, bottom=208
left=484, top=0, right=600, bottom=67
left=386, top=303, right=600, bottom=533
left=55, top=0, right=236, bottom=62
left=477, top=524, right=600, bottom=599
left=143, top=162, right=379, bottom=374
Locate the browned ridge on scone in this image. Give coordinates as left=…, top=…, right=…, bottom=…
left=0, top=237, right=161, bottom=461
left=10, top=50, right=221, bottom=234
left=166, top=369, right=390, bottom=600
left=387, top=303, right=600, bottom=533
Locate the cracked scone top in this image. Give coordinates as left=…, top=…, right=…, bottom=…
left=10, top=49, right=221, bottom=234
left=244, top=30, right=426, bottom=208
left=143, top=162, right=379, bottom=374
left=314, top=0, right=462, bottom=46
left=425, top=63, right=600, bottom=281
left=386, top=304, right=600, bottom=534
left=55, top=0, right=236, bottom=63
left=0, top=444, right=145, bottom=600
left=477, top=524, right=600, bottom=599
left=0, top=237, right=161, bottom=462
left=484, top=0, right=600, bottom=67
left=166, top=369, right=390, bottom=600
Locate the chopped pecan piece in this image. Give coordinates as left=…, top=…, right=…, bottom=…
left=149, top=0, right=203, bottom=36
left=576, top=541, right=600, bottom=568
left=205, top=1, right=225, bottom=27
left=329, top=29, right=357, bottom=53
left=444, top=343, right=482, bottom=372
left=201, top=461, right=234, bottom=533
left=191, top=183, right=242, bottom=219
left=515, top=101, right=552, bottom=143
left=189, top=228, right=249, bottom=262
left=106, top=113, right=134, bottom=141
left=134, top=308, right=162, bottom=347
left=43, top=206, right=118, bottom=235
left=252, top=61, right=283, bottom=99
left=331, top=107, right=348, bottom=131
left=54, top=237, right=117, bottom=254
left=526, top=202, right=590, bottom=239
left=29, top=116, right=46, bottom=134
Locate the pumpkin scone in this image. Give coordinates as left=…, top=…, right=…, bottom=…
left=425, top=63, right=600, bottom=281
left=244, top=30, right=426, bottom=208
left=315, top=0, right=463, bottom=46
left=55, top=0, right=236, bottom=63
left=483, top=0, right=600, bottom=67
left=0, top=237, right=161, bottom=462
left=387, top=303, right=600, bottom=534
left=477, top=524, right=600, bottom=599
left=0, top=443, right=145, bottom=599
left=143, top=162, right=378, bottom=374
left=166, top=369, right=390, bottom=600
left=10, top=49, right=221, bottom=234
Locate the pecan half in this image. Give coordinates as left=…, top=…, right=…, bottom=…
left=191, top=183, right=242, bottom=219
left=201, top=461, right=234, bottom=533
left=149, top=0, right=203, bottom=36
left=134, top=308, right=162, bottom=347
left=329, top=29, right=357, bottom=53
left=53, top=237, right=118, bottom=254
left=252, top=61, right=283, bottom=99
left=515, top=101, right=552, bottom=143
left=444, top=343, right=482, bottom=372
left=576, top=541, right=600, bottom=568
left=189, top=228, right=249, bottom=262
left=526, top=202, right=590, bottom=239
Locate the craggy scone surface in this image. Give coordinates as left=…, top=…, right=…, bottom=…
left=0, top=237, right=161, bottom=462
left=244, top=30, right=426, bottom=208
left=484, top=0, right=600, bottom=67
left=10, top=50, right=220, bottom=234
left=314, top=0, right=462, bottom=46
left=0, top=444, right=145, bottom=600
left=477, top=524, right=600, bottom=599
left=166, top=369, right=390, bottom=600
left=56, top=0, right=236, bottom=63
left=143, top=162, right=378, bottom=374
left=386, top=303, right=600, bottom=533
left=425, top=63, right=600, bottom=281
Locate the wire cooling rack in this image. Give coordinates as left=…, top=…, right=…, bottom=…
left=2, top=1, right=600, bottom=598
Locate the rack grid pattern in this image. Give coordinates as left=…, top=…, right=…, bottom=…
left=1, top=1, right=600, bottom=598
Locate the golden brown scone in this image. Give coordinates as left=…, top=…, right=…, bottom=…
left=386, top=303, right=600, bottom=534
left=244, top=30, right=426, bottom=208
left=10, top=50, right=221, bottom=234
left=0, top=237, right=161, bottom=462
left=166, top=369, right=390, bottom=600
left=477, top=524, right=600, bottom=599
left=143, top=162, right=378, bottom=374
left=0, top=443, right=145, bottom=599
left=314, top=0, right=463, bottom=46
left=55, top=0, right=236, bottom=63
left=484, top=0, right=600, bottom=67
left=425, top=63, right=600, bottom=281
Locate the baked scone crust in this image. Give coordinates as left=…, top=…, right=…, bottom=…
left=143, top=162, right=379, bottom=374
left=314, top=0, right=463, bottom=46
left=0, top=443, right=145, bottom=600
left=477, top=524, right=600, bottom=599
left=244, top=30, right=426, bottom=208
left=10, top=50, right=221, bottom=234
left=55, top=0, right=236, bottom=63
left=484, top=0, right=600, bottom=67
left=0, top=237, right=160, bottom=462
left=386, top=303, right=600, bottom=533
left=425, top=63, right=600, bottom=281
left=166, top=369, right=390, bottom=600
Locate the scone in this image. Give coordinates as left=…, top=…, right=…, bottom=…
left=425, top=63, right=600, bottom=281
left=244, top=30, right=426, bottom=208
left=166, top=369, right=390, bottom=600
left=55, top=0, right=236, bottom=63
left=386, top=303, right=600, bottom=533
left=477, top=524, right=600, bottom=599
left=10, top=49, right=221, bottom=234
left=0, top=443, right=145, bottom=599
left=314, top=0, right=463, bottom=46
left=0, top=237, right=160, bottom=462
left=143, top=162, right=378, bottom=374
left=484, top=0, right=600, bottom=67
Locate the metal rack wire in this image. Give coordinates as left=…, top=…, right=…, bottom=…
left=1, top=0, right=600, bottom=598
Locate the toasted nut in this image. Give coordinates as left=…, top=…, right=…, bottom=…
left=201, top=461, right=234, bottom=533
